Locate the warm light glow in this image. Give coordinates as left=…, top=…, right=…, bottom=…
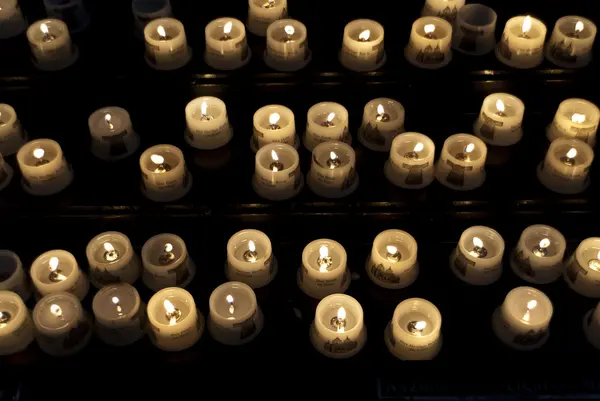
left=597, top=250, right=600, bottom=260
left=326, top=112, right=336, bottom=123
left=527, top=300, right=538, bottom=310
left=539, top=238, right=550, bottom=249
left=103, top=242, right=115, bottom=253
left=329, top=151, right=339, bottom=163
left=386, top=245, right=398, bottom=255
left=200, top=101, right=208, bottom=116
left=571, top=113, right=586, bottom=124
left=473, top=237, right=483, bottom=249
left=359, top=29, right=370, bottom=41
left=157, top=25, right=167, bottom=38
left=49, top=257, right=59, bottom=272
left=248, top=240, right=256, bottom=253
left=465, top=143, right=475, bottom=153
left=224, top=21, right=233, bottom=35
left=269, top=112, right=281, bottom=126
left=164, top=243, right=173, bottom=253
left=50, top=304, right=62, bottom=317
left=414, top=143, right=424, bottom=153
left=271, top=151, right=280, bottom=164
left=566, top=148, right=578, bottom=159
left=522, top=16, right=532, bottom=35
left=151, top=154, right=164, bottom=165
left=424, top=24, right=436, bottom=35
left=104, top=113, right=112, bottom=125
left=319, top=245, right=329, bottom=260
left=575, top=21, right=584, bottom=33
left=284, top=25, right=295, bottom=36
left=337, top=306, right=346, bottom=321
left=40, top=23, right=49, bottom=35
left=111, top=296, right=120, bottom=304
left=226, top=294, right=234, bottom=314
left=226, top=294, right=234, bottom=304
left=377, top=104, right=385, bottom=115
left=414, top=321, right=427, bottom=331
left=496, top=99, right=505, bottom=113
left=33, top=148, right=45, bottom=159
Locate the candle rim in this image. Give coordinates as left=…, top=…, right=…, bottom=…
left=256, top=143, right=299, bottom=173
left=373, top=229, right=417, bottom=262
left=87, top=231, right=132, bottom=265
left=459, top=226, right=504, bottom=260
left=366, top=97, right=404, bottom=122
left=558, top=98, right=600, bottom=124
left=302, top=238, right=347, bottom=273
left=444, top=134, right=486, bottom=163
left=519, top=225, right=566, bottom=258
left=144, top=17, right=183, bottom=41
left=206, top=17, right=245, bottom=40
left=392, top=298, right=441, bottom=337
left=556, top=15, right=597, bottom=39
left=315, top=294, right=363, bottom=334
left=0, top=290, right=25, bottom=331
left=0, top=103, right=16, bottom=124
left=227, top=229, right=272, bottom=265
left=209, top=281, right=257, bottom=322
left=31, top=249, right=77, bottom=286
left=575, top=238, right=600, bottom=273
left=456, top=3, right=497, bottom=28
left=147, top=287, right=195, bottom=327
left=0, top=250, right=21, bottom=281
left=18, top=138, right=62, bottom=167
left=141, top=233, right=187, bottom=270
left=28, top=19, right=67, bottom=41
left=140, top=144, right=184, bottom=173
left=267, top=19, right=307, bottom=41
left=89, top=106, right=130, bottom=134
left=344, top=19, right=384, bottom=41
left=504, top=286, right=553, bottom=325
left=33, top=291, right=81, bottom=331
left=92, top=283, right=140, bottom=321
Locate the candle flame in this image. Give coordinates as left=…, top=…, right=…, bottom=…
left=248, top=240, right=256, bottom=253
left=424, top=24, right=436, bottom=34
left=337, top=306, right=346, bottom=321
left=571, top=113, right=586, bottom=124
left=200, top=101, right=208, bottom=116
left=566, top=148, right=577, bottom=159
left=40, top=23, right=49, bottom=35
left=386, top=245, right=398, bottom=255
left=377, top=104, right=385, bottom=115
left=163, top=299, right=178, bottom=325
left=33, top=148, right=45, bottom=159
left=575, top=21, right=584, bottom=33
left=326, top=112, right=336, bottom=123
left=473, top=236, right=483, bottom=248
left=359, top=29, right=370, bottom=41
left=284, top=25, right=295, bottom=36
left=464, top=143, right=475, bottom=153
left=414, top=320, right=427, bottom=331
left=49, top=257, right=59, bottom=272
left=496, top=99, right=505, bottom=113
left=157, top=25, right=167, bottom=38
left=522, top=16, right=532, bottom=34
left=527, top=300, right=538, bottom=310
left=329, top=151, right=339, bottom=162
left=151, top=154, right=164, bottom=165
left=539, top=238, right=550, bottom=249
left=50, top=304, right=62, bottom=317
left=164, top=243, right=173, bottom=253
left=103, top=242, right=115, bottom=252
left=271, top=150, right=279, bottom=162
left=269, top=112, right=281, bottom=125
left=111, top=296, right=120, bottom=304
left=414, top=142, right=424, bottom=153
left=104, top=113, right=112, bottom=124
left=224, top=21, right=233, bottom=35
left=226, top=294, right=234, bottom=304
left=319, top=245, right=329, bottom=260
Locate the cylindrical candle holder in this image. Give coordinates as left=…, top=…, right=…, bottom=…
left=26, top=19, right=78, bottom=71
left=252, top=143, right=303, bottom=201
left=89, top=107, right=140, bottom=161
left=584, top=302, right=600, bottom=350
left=366, top=230, right=419, bottom=289
left=436, top=134, right=487, bottom=190
left=43, top=0, right=89, bottom=33
left=132, top=0, right=172, bottom=39
left=0, top=291, right=35, bottom=356
left=496, top=15, right=547, bottom=69
left=0, top=250, right=31, bottom=301
left=205, top=18, right=251, bottom=70
left=564, top=238, right=600, bottom=298
left=144, top=17, right=192, bottom=71
left=30, top=250, right=89, bottom=301
left=304, top=102, right=351, bottom=151
left=92, top=283, right=146, bottom=346
left=0, top=103, right=27, bottom=157
left=492, top=286, right=553, bottom=350
left=473, top=93, right=525, bottom=146
left=208, top=281, right=263, bottom=345
left=141, top=233, right=195, bottom=291
left=247, top=0, right=287, bottom=36
left=147, top=287, right=204, bottom=351
left=33, top=292, right=92, bottom=356
left=0, top=0, right=27, bottom=39
left=452, top=4, right=497, bottom=55
left=17, top=139, right=73, bottom=196
left=405, top=17, right=453, bottom=69
left=511, top=225, right=566, bottom=284
left=298, top=239, right=350, bottom=299
left=264, top=19, right=311, bottom=72
left=308, top=141, right=358, bottom=198
left=86, top=231, right=141, bottom=289
left=339, top=19, right=385, bottom=72
left=140, top=144, right=192, bottom=202
left=185, top=96, right=233, bottom=150
left=226, top=229, right=278, bottom=289
left=251, top=105, right=298, bottom=152
left=0, top=153, right=13, bottom=192
left=546, top=99, right=599, bottom=147
left=310, top=294, right=366, bottom=359
left=385, top=298, right=442, bottom=360
left=546, top=16, right=596, bottom=68
left=421, top=0, right=465, bottom=23
left=384, top=132, right=435, bottom=189
left=537, top=138, right=594, bottom=194
left=450, top=226, right=504, bottom=285
left=357, top=98, right=405, bottom=152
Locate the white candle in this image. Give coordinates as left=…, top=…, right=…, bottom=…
left=132, top=0, right=172, bottom=39
left=252, top=143, right=303, bottom=201
left=384, top=132, right=435, bottom=189
left=298, top=239, right=350, bottom=299
left=139, top=144, right=192, bottom=202
left=147, top=287, right=203, bottom=351
left=43, top=0, right=89, bottom=33
left=0, top=291, right=34, bottom=356
left=92, top=283, right=146, bottom=346
left=16, top=139, right=73, bottom=196
left=357, top=98, right=405, bottom=152
left=452, top=4, right=497, bottom=55
left=310, top=294, right=366, bottom=359
left=86, top=231, right=141, bottom=289
left=492, top=286, right=553, bottom=350
left=144, top=18, right=192, bottom=71
left=307, top=141, right=358, bottom=199
left=205, top=18, right=251, bottom=70
left=366, top=230, right=419, bottom=289
left=26, top=19, right=78, bottom=71
left=252, top=105, right=298, bottom=151
left=547, top=98, right=599, bottom=146
left=436, top=134, right=487, bottom=190
left=496, top=15, right=547, bottom=69
left=185, top=96, right=233, bottom=150
left=247, top=0, right=287, bottom=36
left=30, top=250, right=89, bottom=301
left=0, top=250, right=31, bottom=301
left=405, top=17, right=453, bottom=69
left=88, top=107, right=140, bottom=161
left=564, top=237, right=600, bottom=298
left=385, top=298, right=442, bottom=360
left=450, top=226, right=505, bottom=285
left=511, top=225, right=566, bottom=284
left=264, top=19, right=311, bottom=72
left=0, top=153, right=13, bottom=192
left=339, top=19, right=386, bottom=72
left=33, top=292, right=92, bottom=356
left=0, top=0, right=26, bottom=39
left=473, top=93, right=525, bottom=146
left=208, top=281, right=263, bottom=345
left=546, top=16, right=597, bottom=68
left=303, top=102, right=351, bottom=151
left=421, top=0, right=465, bottom=23
left=226, top=229, right=277, bottom=289
left=141, top=233, right=196, bottom=291
left=537, top=138, right=594, bottom=194
left=584, top=302, right=600, bottom=350
left=0, top=103, right=27, bottom=156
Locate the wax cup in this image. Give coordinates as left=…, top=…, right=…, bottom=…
left=264, top=19, right=311, bottom=72
left=247, top=0, right=288, bottom=37
left=27, top=19, right=78, bottom=71
left=140, top=144, right=192, bottom=202
left=185, top=97, right=233, bottom=150
left=132, top=0, right=173, bottom=39
left=86, top=231, right=141, bottom=288
left=564, top=238, right=600, bottom=298
left=144, top=18, right=192, bottom=71
left=226, top=229, right=278, bottom=289
left=473, top=93, right=524, bottom=146
left=0, top=103, right=27, bottom=156
left=141, top=233, right=196, bottom=291
left=251, top=105, right=298, bottom=151
left=307, top=141, right=358, bottom=199
left=17, top=138, right=73, bottom=196
left=252, top=143, right=303, bottom=201
left=452, top=4, right=497, bottom=55
left=421, top=0, right=465, bottom=23
left=436, top=134, right=487, bottom=191
left=546, top=16, right=597, bottom=68
left=537, top=138, right=593, bottom=195
left=0, top=0, right=27, bottom=39
left=298, top=239, right=350, bottom=299
left=496, top=16, right=547, bottom=69
left=405, top=17, right=453, bottom=69
left=357, top=98, right=405, bottom=152
left=510, top=225, right=566, bottom=284
left=30, top=250, right=89, bottom=301
left=546, top=99, right=599, bottom=147
left=339, top=19, right=386, bottom=72
left=205, top=18, right=251, bottom=70
left=88, top=107, right=140, bottom=161
left=0, top=250, right=31, bottom=301
left=384, top=132, right=435, bottom=189
left=43, top=0, right=89, bottom=33
left=450, top=226, right=504, bottom=285
left=0, top=291, right=35, bottom=356
left=366, top=230, right=419, bottom=289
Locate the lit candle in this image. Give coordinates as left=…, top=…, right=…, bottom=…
left=264, top=19, right=311, bottom=71
left=252, top=105, right=298, bottom=151
left=132, top=0, right=173, bottom=39
left=144, top=18, right=192, bottom=70
left=30, top=250, right=89, bottom=301
left=0, top=250, right=31, bottom=301
left=86, top=231, right=141, bottom=289
left=492, top=286, right=553, bottom=350
left=184, top=96, right=233, bottom=150
left=147, top=287, right=203, bottom=351
left=537, top=138, right=594, bottom=194
left=385, top=298, right=442, bottom=360
left=304, top=102, right=351, bottom=151
left=496, top=15, right=547, bottom=69
left=546, top=16, right=597, bottom=68
left=32, top=292, right=92, bottom=356
left=226, top=229, right=277, bottom=288
left=208, top=281, right=264, bottom=345
left=205, top=18, right=251, bottom=70
left=547, top=98, right=599, bottom=146
left=298, top=239, right=350, bottom=299
left=564, top=237, right=600, bottom=298
left=0, top=0, right=26, bottom=39
left=88, top=107, right=140, bottom=161
left=141, top=233, right=196, bottom=291
left=16, top=139, right=73, bottom=196
left=385, top=132, right=435, bottom=189
left=0, top=291, right=34, bottom=356
left=0, top=153, right=13, bottom=192
left=26, top=19, right=78, bottom=71
left=436, top=134, right=487, bottom=190
left=511, top=225, right=566, bottom=284
left=0, top=103, right=27, bottom=157
left=140, top=144, right=192, bottom=202
left=43, top=0, right=89, bottom=33
left=421, top=0, right=465, bottom=23
left=584, top=302, right=600, bottom=350
left=92, top=283, right=146, bottom=346
left=358, top=98, right=405, bottom=152
left=252, top=143, right=303, bottom=201
left=452, top=4, right=497, bottom=55
left=308, top=141, right=358, bottom=198
left=405, top=17, right=453, bottom=69
left=247, top=0, right=287, bottom=36
left=366, top=230, right=419, bottom=289
left=473, top=93, right=525, bottom=146
left=340, top=19, right=386, bottom=72
left=310, top=294, right=366, bottom=359
left=451, top=226, right=505, bottom=285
